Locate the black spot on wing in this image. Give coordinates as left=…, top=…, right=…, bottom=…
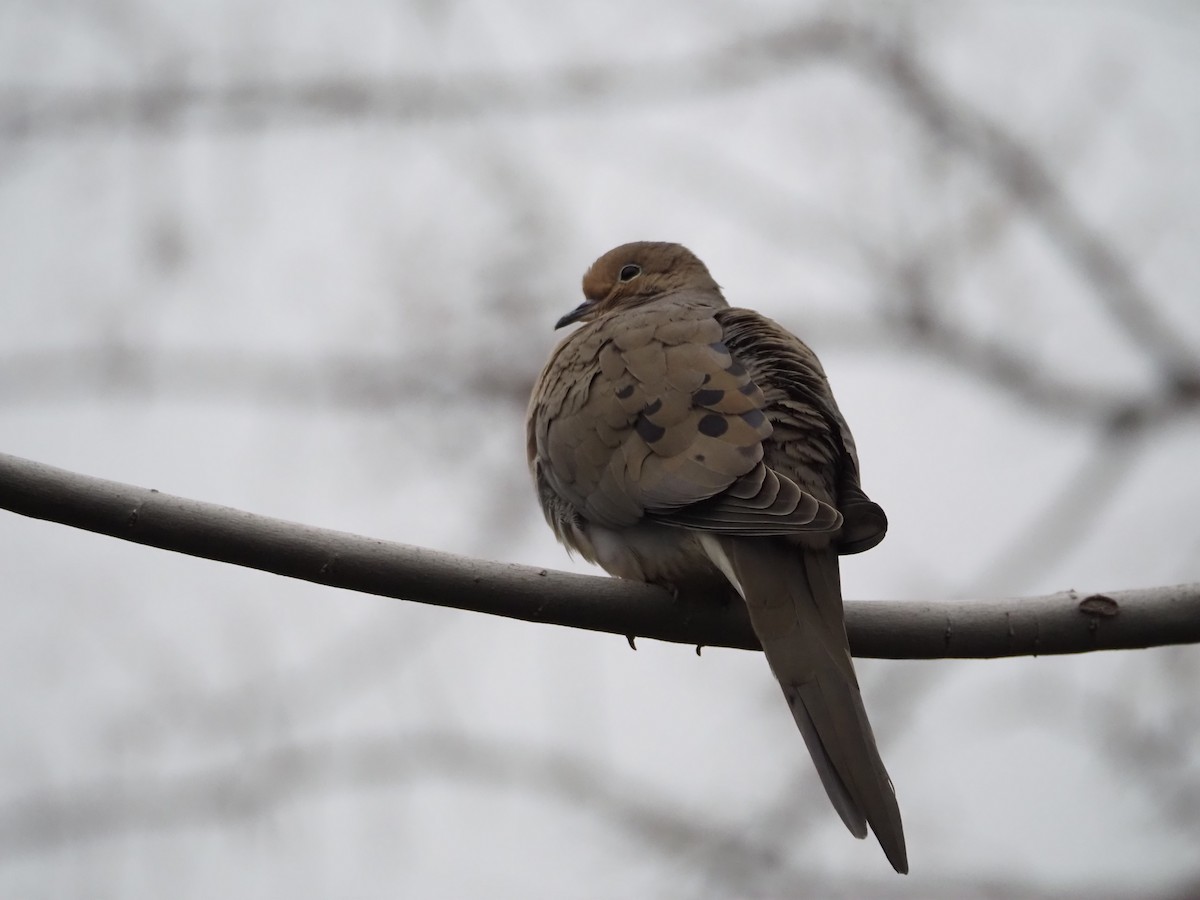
left=643, top=398, right=663, bottom=416
left=615, top=384, right=634, bottom=399
left=698, top=414, right=728, bottom=438
left=709, top=340, right=748, bottom=376
left=635, top=415, right=666, bottom=444
left=740, top=408, right=767, bottom=429
left=692, top=388, right=725, bottom=407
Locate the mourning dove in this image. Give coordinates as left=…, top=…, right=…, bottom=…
left=526, top=241, right=906, bottom=873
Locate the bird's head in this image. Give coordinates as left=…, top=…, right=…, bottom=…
left=554, top=241, right=723, bottom=329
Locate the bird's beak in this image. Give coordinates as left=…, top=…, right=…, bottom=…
left=554, top=300, right=591, bottom=330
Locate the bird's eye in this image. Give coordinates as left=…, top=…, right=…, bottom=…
left=618, top=264, right=641, bottom=282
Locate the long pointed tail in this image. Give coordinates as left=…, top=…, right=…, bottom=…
left=708, top=536, right=908, bottom=873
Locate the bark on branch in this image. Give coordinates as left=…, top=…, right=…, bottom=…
left=1, top=451, right=1197, bottom=659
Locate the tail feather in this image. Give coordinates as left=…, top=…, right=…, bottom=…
left=709, top=536, right=908, bottom=874
left=785, top=681, right=868, bottom=838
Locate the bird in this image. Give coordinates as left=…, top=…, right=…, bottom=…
left=526, top=241, right=906, bottom=873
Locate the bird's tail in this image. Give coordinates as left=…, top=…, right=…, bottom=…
left=704, top=535, right=908, bottom=873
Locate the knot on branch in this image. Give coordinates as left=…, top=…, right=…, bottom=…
left=1077, top=594, right=1120, bottom=618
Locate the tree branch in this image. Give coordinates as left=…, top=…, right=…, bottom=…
left=0, top=730, right=1185, bottom=900
left=862, top=39, right=1200, bottom=384
left=2, top=451, right=1197, bottom=659
left=0, top=729, right=733, bottom=862
left=0, top=345, right=532, bottom=410
left=0, top=20, right=851, bottom=139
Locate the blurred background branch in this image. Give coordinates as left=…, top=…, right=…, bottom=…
left=2, top=725, right=1191, bottom=900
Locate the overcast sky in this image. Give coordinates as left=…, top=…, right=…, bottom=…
left=2, top=2, right=1198, bottom=898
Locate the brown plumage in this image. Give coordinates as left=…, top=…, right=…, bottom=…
left=526, top=241, right=906, bottom=873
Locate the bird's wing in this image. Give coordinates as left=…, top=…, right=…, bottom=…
left=528, top=297, right=841, bottom=536
left=716, top=307, right=888, bottom=554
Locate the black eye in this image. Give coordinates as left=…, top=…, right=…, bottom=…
left=618, top=264, right=641, bottom=282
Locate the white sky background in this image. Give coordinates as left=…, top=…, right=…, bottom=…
left=1, top=2, right=1199, bottom=898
